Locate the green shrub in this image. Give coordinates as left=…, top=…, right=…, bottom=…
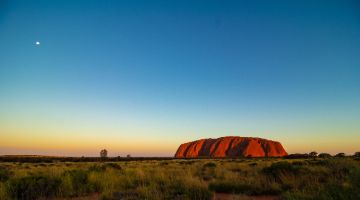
left=186, top=184, right=212, bottom=200
left=179, top=161, right=196, bottom=165
left=104, top=163, right=122, bottom=170
left=209, top=181, right=281, bottom=195
left=209, top=181, right=254, bottom=194
left=307, top=159, right=331, bottom=166
left=0, top=167, right=12, bottom=182
left=292, top=161, right=307, bottom=166
left=61, top=169, right=93, bottom=196
left=159, top=161, right=169, bottom=166
left=107, top=190, right=140, bottom=200
left=7, top=174, right=61, bottom=200
left=88, top=164, right=107, bottom=172
left=263, top=161, right=301, bottom=177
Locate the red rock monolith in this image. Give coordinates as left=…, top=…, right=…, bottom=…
left=175, top=136, right=287, bottom=158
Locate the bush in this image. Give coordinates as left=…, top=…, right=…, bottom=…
left=209, top=181, right=254, bottom=194
left=248, top=162, right=258, bottom=167
left=199, top=164, right=217, bottom=181
left=209, top=181, right=280, bottom=195
left=292, top=161, right=307, bottom=166
left=179, top=161, right=196, bottom=165
left=159, top=162, right=169, bottom=166
left=185, top=183, right=212, bottom=200
left=318, top=153, right=332, bottom=158
left=7, top=174, right=61, bottom=200
left=335, top=153, right=346, bottom=158
left=262, top=161, right=302, bottom=177
left=104, top=163, right=122, bottom=170
left=61, top=169, right=93, bottom=196
left=285, top=154, right=309, bottom=159
left=309, top=151, right=318, bottom=158
left=203, top=162, right=217, bottom=168
left=0, top=167, right=12, bottom=182
left=354, top=152, right=360, bottom=158
left=88, top=164, right=107, bottom=172
left=307, top=159, right=331, bottom=166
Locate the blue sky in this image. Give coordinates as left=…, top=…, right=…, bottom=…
left=0, top=0, right=360, bottom=156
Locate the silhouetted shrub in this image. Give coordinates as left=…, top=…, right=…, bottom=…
left=309, top=151, right=318, bottom=158
left=7, top=175, right=61, bottom=200
left=100, top=149, right=108, bottom=159
left=335, top=153, right=346, bottom=158
left=318, top=153, right=332, bottom=158
left=284, top=153, right=309, bottom=159
left=354, top=152, right=360, bottom=158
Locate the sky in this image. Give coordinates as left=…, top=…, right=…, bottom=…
left=0, top=0, right=359, bottom=156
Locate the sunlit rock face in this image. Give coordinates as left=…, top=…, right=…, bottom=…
left=175, top=136, right=288, bottom=158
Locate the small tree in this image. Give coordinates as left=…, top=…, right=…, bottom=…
left=100, top=149, right=108, bottom=159
left=354, top=152, right=360, bottom=158
left=318, top=153, right=331, bottom=158
left=309, top=151, right=318, bottom=159
left=335, top=153, right=345, bottom=158
left=126, top=154, right=131, bottom=158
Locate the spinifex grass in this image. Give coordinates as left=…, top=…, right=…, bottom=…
left=0, top=158, right=359, bottom=199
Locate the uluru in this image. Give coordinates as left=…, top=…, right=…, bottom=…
left=175, top=136, right=288, bottom=158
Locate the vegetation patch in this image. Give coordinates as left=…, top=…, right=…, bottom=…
left=1, top=157, right=359, bottom=199
left=0, top=166, right=12, bottom=182
left=262, top=161, right=302, bottom=177
left=7, top=174, right=61, bottom=200
left=209, top=181, right=281, bottom=195
left=203, top=162, right=217, bottom=168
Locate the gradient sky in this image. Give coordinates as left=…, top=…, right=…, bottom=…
left=1, top=0, right=360, bottom=156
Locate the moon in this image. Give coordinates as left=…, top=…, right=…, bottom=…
left=35, top=41, right=40, bottom=46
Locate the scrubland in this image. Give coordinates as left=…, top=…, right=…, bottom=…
left=0, top=157, right=359, bottom=200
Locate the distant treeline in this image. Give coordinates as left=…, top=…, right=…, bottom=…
left=0, top=156, right=174, bottom=163
left=0, top=153, right=356, bottom=163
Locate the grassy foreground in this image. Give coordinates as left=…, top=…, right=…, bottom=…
left=0, top=158, right=359, bottom=200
